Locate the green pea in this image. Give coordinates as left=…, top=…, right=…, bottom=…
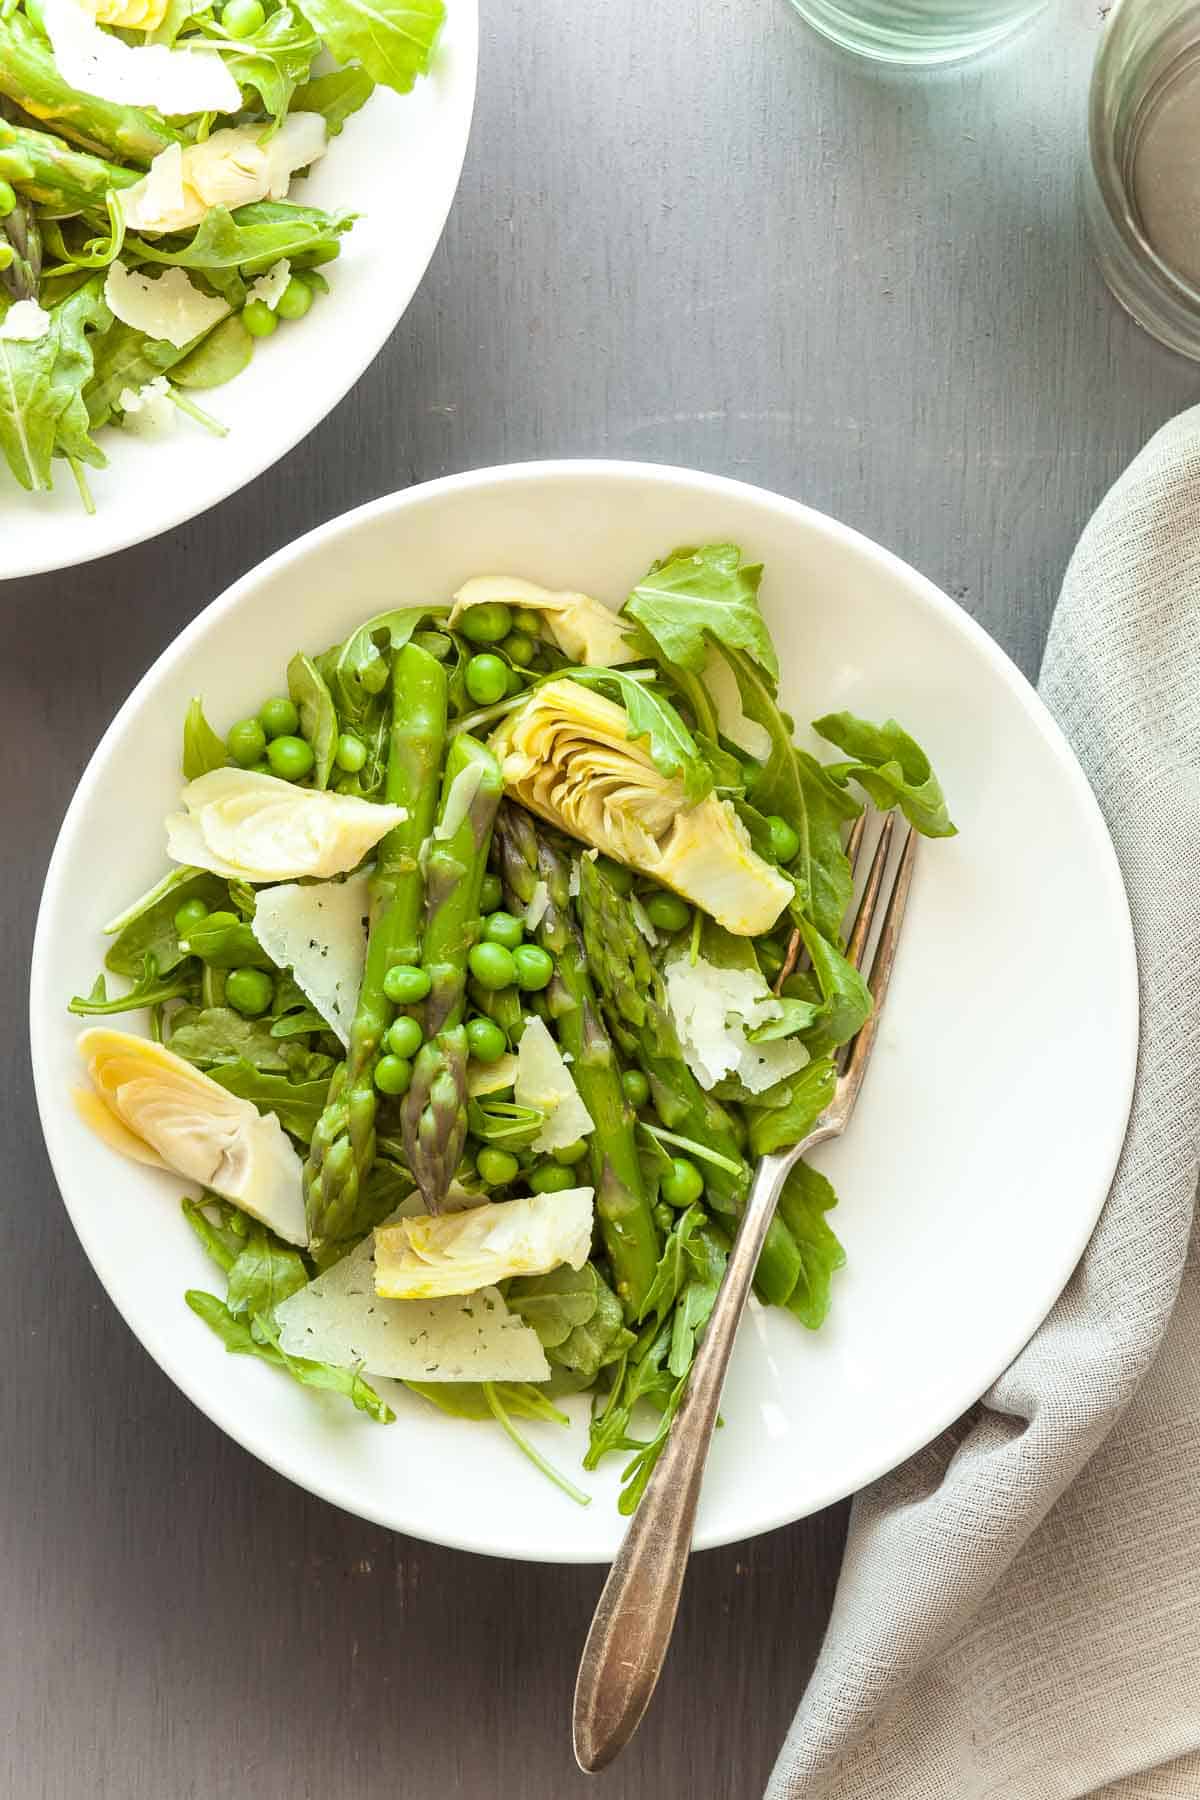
left=0, top=246, right=13, bottom=273
left=383, top=964, right=431, bottom=1004
left=459, top=602, right=513, bottom=645
left=465, top=653, right=508, bottom=705
left=226, top=716, right=267, bottom=767
left=387, top=1015, right=423, bottom=1059
left=226, top=967, right=273, bottom=1017
left=645, top=892, right=691, bottom=933
left=275, top=277, right=313, bottom=321
left=334, top=731, right=366, bottom=772
left=766, top=814, right=801, bottom=865
left=512, top=609, right=544, bottom=636
left=173, top=897, right=209, bottom=935
left=242, top=299, right=278, bottom=338
left=468, top=941, right=517, bottom=991
left=479, top=872, right=503, bottom=914
left=596, top=856, right=633, bottom=895
left=621, top=1068, right=650, bottom=1109
left=661, top=1157, right=704, bottom=1207
left=477, top=1147, right=519, bottom=1187
left=221, top=0, right=264, bottom=33
left=552, top=1138, right=588, bottom=1166
left=258, top=696, right=299, bottom=739
left=266, top=734, right=315, bottom=781
left=0, top=180, right=16, bottom=219
left=501, top=631, right=536, bottom=667
left=374, top=1054, right=412, bottom=1097
left=529, top=1162, right=575, bottom=1194
left=483, top=910, right=524, bottom=950
left=512, top=943, right=553, bottom=991
left=466, top=1016, right=508, bottom=1064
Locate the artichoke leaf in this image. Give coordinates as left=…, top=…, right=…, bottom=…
left=490, top=679, right=793, bottom=936
left=166, top=767, right=408, bottom=882
left=374, top=1187, right=595, bottom=1300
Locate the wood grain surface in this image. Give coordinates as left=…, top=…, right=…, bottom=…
left=4, top=1, right=1197, bottom=1795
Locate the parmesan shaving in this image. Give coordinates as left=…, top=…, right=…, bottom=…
left=247, top=259, right=292, bottom=312
left=250, top=870, right=371, bottom=1047
left=663, top=953, right=811, bottom=1094
left=118, top=377, right=176, bottom=436
left=0, top=300, right=51, bottom=342
left=42, top=0, right=242, bottom=115
left=523, top=879, right=550, bottom=930
left=105, top=261, right=229, bottom=351
left=514, top=1016, right=594, bottom=1152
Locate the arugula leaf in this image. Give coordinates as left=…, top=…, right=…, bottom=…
left=85, top=320, right=188, bottom=428
left=166, top=1005, right=292, bottom=1071
left=297, top=0, right=444, bottom=95
left=182, top=696, right=227, bottom=779
left=745, top=996, right=822, bottom=1041
left=182, top=1194, right=243, bottom=1272
left=68, top=952, right=196, bottom=1017
left=507, top=1264, right=632, bottom=1383
left=465, top=1096, right=543, bottom=1148
left=207, top=1060, right=332, bottom=1141
left=794, top=750, right=861, bottom=942
left=747, top=1056, right=837, bottom=1157
left=128, top=203, right=355, bottom=276
left=177, top=914, right=273, bottom=970
left=567, top=667, right=713, bottom=805
left=105, top=871, right=229, bottom=977
left=171, top=316, right=253, bottom=391
left=795, top=915, right=872, bottom=1055
left=287, top=652, right=338, bottom=790
left=0, top=276, right=110, bottom=492
left=779, top=1160, right=846, bottom=1329
left=292, top=64, right=376, bottom=133
left=813, top=712, right=957, bottom=838
left=316, top=606, right=432, bottom=723
left=624, top=543, right=778, bottom=681
left=225, top=1223, right=309, bottom=1318
left=186, top=1292, right=394, bottom=1421
left=203, top=6, right=320, bottom=122
left=404, top=1381, right=567, bottom=1424
left=722, top=647, right=804, bottom=823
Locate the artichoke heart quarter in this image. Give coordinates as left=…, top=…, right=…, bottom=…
left=75, top=1028, right=307, bottom=1245
left=490, top=679, right=793, bottom=936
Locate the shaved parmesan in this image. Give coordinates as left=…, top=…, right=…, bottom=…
left=43, top=0, right=241, bottom=115
left=166, top=768, right=407, bottom=882
left=118, top=376, right=176, bottom=436
left=105, top=262, right=229, bottom=351
left=247, top=259, right=291, bottom=311
left=523, top=880, right=550, bottom=930
left=0, top=300, right=51, bottom=342
left=120, top=118, right=327, bottom=234
left=664, top=953, right=811, bottom=1094
left=275, top=1228, right=549, bottom=1382
left=467, top=1053, right=518, bottom=1097
left=250, top=870, right=371, bottom=1047
left=434, top=760, right=484, bottom=841
left=375, top=1188, right=594, bottom=1299
left=514, top=1016, right=594, bottom=1152
left=703, top=644, right=771, bottom=762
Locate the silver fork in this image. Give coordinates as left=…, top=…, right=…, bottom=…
left=572, top=814, right=918, bottom=1774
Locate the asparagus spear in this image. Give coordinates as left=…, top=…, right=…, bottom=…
left=0, top=12, right=183, bottom=164
left=495, top=805, right=660, bottom=1317
left=0, top=192, right=41, bottom=304
left=401, top=735, right=503, bottom=1212
left=0, top=120, right=138, bottom=217
left=577, top=854, right=805, bottom=1308
left=304, top=643, right=448, bottom=1250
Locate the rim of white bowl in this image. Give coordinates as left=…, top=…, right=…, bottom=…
left=29, top=460, right=1139, bottom=1559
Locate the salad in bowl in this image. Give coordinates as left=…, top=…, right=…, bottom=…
left=64, top=540, right=954, bottom=1511
left=0, top=0, right=448, bottom=510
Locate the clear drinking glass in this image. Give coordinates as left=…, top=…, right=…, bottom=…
left=1085, top=0, right=1200, bottom=360
left=785, top=0, right=1045, bottom=65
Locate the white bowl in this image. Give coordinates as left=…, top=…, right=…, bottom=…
left=3, top=4, right=477, bottom=580
left=30, top=461, right=1138, bottom=1561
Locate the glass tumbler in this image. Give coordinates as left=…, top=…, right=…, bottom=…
left=1085, top=0, right=1200, bottom=359
left=785, top=0, right=1046, bottom=65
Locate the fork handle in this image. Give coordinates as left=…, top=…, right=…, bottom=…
left=572, top=1147, right=798, bottom=1773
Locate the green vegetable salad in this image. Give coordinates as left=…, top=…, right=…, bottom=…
left=69, top=543, right=955, bottom=1511
left=0, top=0, right=444, bottom=505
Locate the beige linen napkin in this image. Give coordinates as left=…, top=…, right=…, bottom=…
left=766, top=407, right=1200, bottom=1800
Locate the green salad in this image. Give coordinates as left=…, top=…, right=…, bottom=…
left=69, top=544, right=955, bottom=1510
left=0, top=0, right=444, bottom=506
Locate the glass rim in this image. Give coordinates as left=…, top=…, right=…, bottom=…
left=1087, top=0, right=1200, bottom=314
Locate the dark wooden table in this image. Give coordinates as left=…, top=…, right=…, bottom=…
left=5, top=3, right=1195, bottom=1795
